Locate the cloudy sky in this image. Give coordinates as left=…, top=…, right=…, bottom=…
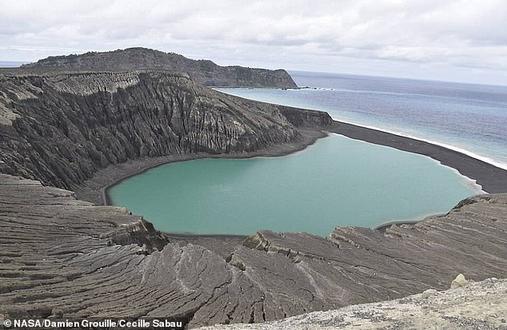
left=2, top=0, right=507, bottom=85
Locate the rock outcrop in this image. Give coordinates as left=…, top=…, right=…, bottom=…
left=0, top=71, right=318, bottom=190
left=19, top=48, right=298, bottom=88
left=0, top=60, right=505, bottom=329
left=1, top=174, right=506, bottom=327
left=199, top=278, right=507, bottom=329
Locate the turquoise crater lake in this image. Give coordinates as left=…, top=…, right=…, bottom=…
left=108, top=134, right=482, bottom=236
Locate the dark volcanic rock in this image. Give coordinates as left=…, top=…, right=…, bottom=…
left=0, top=65, right=505, bottom=328
left=1, top=174, right=506, bottom=327
left=20, top=48, right=298, bottom=88
left=0, top=71, right=311, bottom=189
left=277, top=105, right=333, bottom=128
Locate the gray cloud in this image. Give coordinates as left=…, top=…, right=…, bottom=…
left=1, top=0, right=507, bottom=84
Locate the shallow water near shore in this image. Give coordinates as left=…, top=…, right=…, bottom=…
left=109, top=134, right=480, bottom=235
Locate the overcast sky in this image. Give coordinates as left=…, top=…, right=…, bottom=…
left=2, top=0, right=507, bottom=85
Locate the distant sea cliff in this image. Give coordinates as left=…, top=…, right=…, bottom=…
left=20, top=47, right=298, bottom=88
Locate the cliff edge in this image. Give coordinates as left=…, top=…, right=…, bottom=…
left=19, top=48, right=298, bottom=88
left=0, top=71, right=327, bottom=190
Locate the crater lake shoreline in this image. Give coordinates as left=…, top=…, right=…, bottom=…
left=74, top=104, right=507, bottom=238
left=75, top=128, right=328, bottom=206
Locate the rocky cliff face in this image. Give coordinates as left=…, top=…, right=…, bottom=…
left=0, top=71, right=312, bottom=189
left=20, top=48, right=298, bottom=88
left=1, top=174, right=506, bottom=327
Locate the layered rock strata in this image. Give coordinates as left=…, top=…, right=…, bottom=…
left=199, top=278, right=507, bottom=329
left=0, top=65, right=505, bottom=329
left=18, top=48, right=298, bottom=88
left=0, top=71, right=321, bottom=190
left=1, top=174, right=505, bottom=327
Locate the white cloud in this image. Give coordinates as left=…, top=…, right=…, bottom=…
left=1, top=0, right=507, bottom=84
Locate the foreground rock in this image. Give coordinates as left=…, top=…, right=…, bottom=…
left=1, top=174, right=506, bottom=327
left=199, top=278, right=507, bottom=329
left=16, top=47, right=298, bottom=88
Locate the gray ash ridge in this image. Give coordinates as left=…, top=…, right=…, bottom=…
left=0, top=50, right=506, bottom=328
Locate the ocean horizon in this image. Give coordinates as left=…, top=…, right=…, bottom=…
left=217, top=71, right=507, bottom=170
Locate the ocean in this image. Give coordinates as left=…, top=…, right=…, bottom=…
left=217, top=71, right=507, bottom=169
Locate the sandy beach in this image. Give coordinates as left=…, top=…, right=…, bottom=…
left=328, top=120, right=507, bottom=193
